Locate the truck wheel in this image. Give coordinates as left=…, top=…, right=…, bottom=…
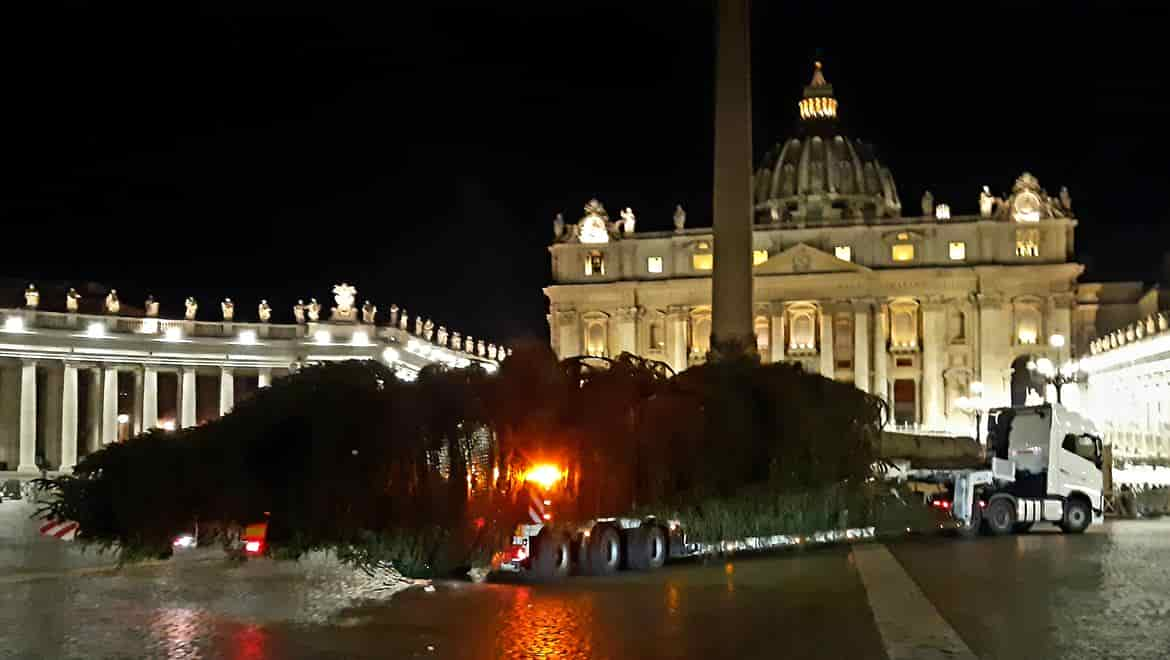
left=627, top=525, right=667, bottom=571
left=984, top=498, right=1015, bottom=536
left=531, top=530, right=571, bottom=580
left=1012, top=522, right=1034, bottom=534
left=584, top=526, right=622, bottom=576
left=1060, top=498, right=1091, bottom=534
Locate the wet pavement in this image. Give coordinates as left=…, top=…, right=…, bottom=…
left=1, top=499, right=1169, bottom=660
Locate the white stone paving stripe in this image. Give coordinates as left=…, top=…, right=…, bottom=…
left=853, top=544, right=978, bottom=660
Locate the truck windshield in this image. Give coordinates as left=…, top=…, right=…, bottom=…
left=1061, top=433, right=1103, bottom=468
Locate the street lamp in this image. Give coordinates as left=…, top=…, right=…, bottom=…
left=1027, top=334, right=1079, bottom=404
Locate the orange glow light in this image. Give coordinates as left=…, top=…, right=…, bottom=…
left=524, top=463, right=564, bottom=490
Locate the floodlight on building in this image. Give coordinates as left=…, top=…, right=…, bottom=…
left=237, top=329, right=258, bottom=345
left=117, top=413, right=130, bottom=424
left=314, top=329, right=331, bottom=344
left=382, top=346, right=400, bottom=363
left=86, top=322, right=106, bottom=338
left=160, top=420, right=177, bottom=431
left=482, top=362, right=498, bottom=374
left=970, top=381, right=984, bottom=395
left=351, top=330, right=370, bottom=346
left=3, top=317, right=25, bottom=333
left=164, top=326, right=183, bottom=342
left=1049, top=333, right=1065, bottom=348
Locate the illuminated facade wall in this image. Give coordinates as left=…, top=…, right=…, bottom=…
left=1082, top=314, right=1170, bottom=461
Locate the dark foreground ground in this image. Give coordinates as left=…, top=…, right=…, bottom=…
left=2, top=499, right=1168, bottom=659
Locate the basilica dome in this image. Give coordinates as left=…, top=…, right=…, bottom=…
left=753, top=63, right=902, bottom=223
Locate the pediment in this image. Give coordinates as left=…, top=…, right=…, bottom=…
left=754, top=243, right=872, bottom=275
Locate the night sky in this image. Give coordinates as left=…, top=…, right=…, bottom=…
left=2, top=2, right=1167, bottom=343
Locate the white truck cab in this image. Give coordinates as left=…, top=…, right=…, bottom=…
left=956, top=403, right=1104, bottom=535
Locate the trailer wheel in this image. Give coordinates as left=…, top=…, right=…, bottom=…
left=984, top=498, right=1015, bottom=536
left=530, top=530, right=571, bottom=581
left=583, top=526, right=622, bottom=576
left=1060, top=498, right=1091, bottom=534
left=627, top=525, right=667, bottom=571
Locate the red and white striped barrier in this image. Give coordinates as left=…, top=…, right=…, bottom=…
left=39, top=520, right=79, bottom=541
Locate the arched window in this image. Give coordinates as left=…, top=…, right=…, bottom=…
left=692, top=317, right=712, bottom=356
left=1015, top=304, right=1041, bottom=345
left=788, top=304, right=817, bottom=352
left=755, top=316, right=770, bottom=356
left=889, top=299, right=919, bottom=349
left=582, top=322, right=608, bottom=358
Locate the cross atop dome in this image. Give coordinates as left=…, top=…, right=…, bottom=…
left=799, top=61, right=837, bottom=120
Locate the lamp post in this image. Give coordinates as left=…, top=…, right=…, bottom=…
left=1027, top=334, right=1079, bottom=404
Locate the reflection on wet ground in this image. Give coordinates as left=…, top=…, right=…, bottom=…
left=0, top=517, right=1168, bottom=659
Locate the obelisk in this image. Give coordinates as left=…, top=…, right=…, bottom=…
left=710, top=0, right=754, bottom=355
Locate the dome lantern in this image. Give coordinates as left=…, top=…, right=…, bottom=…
left=798, top=61, right=837, bottom=121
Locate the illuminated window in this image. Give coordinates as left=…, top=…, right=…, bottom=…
left=584, top=251, right=605, bottom=276
left=697, top=241, right=710, bottom=250
left=754, top=317, right=770, bottom=356
left=752, top=249, right=769, bottom=265
left=1016, top=229, right=1039, bottom=257
left=691, top=317, right=712, bottom=355
left=787, top=304, right=818, bottom=352
left=649, top=321, right=664, bottom=350
left=949, top=241, right=966, bottom=260
left=647, top=256, right=663, bottom=273
left=692, top=253, right=713, bottom=271
left=889, top=300, right=919, bottom=349
left=834, top=245, right=852, bottom=262
left=891, top=244, right=915, bottom=262
left=1016, top=306, right=1040, bottom=345
left=585, top=322, right=607, bottom=356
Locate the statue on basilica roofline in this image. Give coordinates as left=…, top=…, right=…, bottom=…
left=979, top=186, right=995, bottom=217
left=673, top=204, right=686, bottom=232
left=293, top=300, right=306, bottom=324
left=331, top=283, right=358, bottom=322
left=1059, top=186, right=1072, bottom=212
left=24, top=284, right=38, bottom=309
left=424, top=319, right=435, bottom=341
left=66, top=288, right=80, bottom=312
left=221, top=298, right=234, bottom=321
left=621, top=207, right=636, bottom=234
left=553, top=213, right=565, bottom=239
left=307, top=298, right=321, bottom=322
left=184, top=297, right=198, bottom=320
left=361, top=300, right=377, bottom=324
left=145, top=295, right=159, bottom=317
left=464, top=335, right=474, bottom=353
left=477, top=339, right=486, bottom=357
left=105, top=290, right=120, bottom=315
left=399, top=310, right=409, bottom=331
left=437, top=326, right=448, bottom=346
left=258, top=300, right=272, bottom=322
left=451, top=331, right=461, bottom=350
left=389, top=304, right=400, bottom=327
left=414, top=316, right=424, bottom=336
left=920, top=190, right=934, bottom=218
left=488, top=343, right=497, bottom=360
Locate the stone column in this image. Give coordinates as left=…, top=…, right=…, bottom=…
left=258, top=368, right=272, bottom=389
left=42, top=366, right=62, bottom=469
left=872, top=302, right=889, bottom=403
left=853, top=302, right=871, bottom=393
left=17, top=360, right=38, bottom=473
left=666, top=305, right=690, bottom=374
left=142, top=366, right=159, bottom=431
left=86, top=368, right=101, bottom=453
left=219, top=367, right=235, bottom=417
left=615, top=306, right=639, bottom=356
left=60, top=363, right=78, bottom=472
left=977, top=294, right=1010, bottom=408
left=770, top=304, right=786, bottom=363
left=132, top=369, right=144, bottom=436
left=555, top=309, right=580, bottom=360
left=921, top=301, right=947, bottom=429
left=180, top=368, right=197, bottom=428
left=710, top=0, right=754, bottom=350
left=819, top=305, right=835, bottom=379
left=101, top=366, right=118, bottom=445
